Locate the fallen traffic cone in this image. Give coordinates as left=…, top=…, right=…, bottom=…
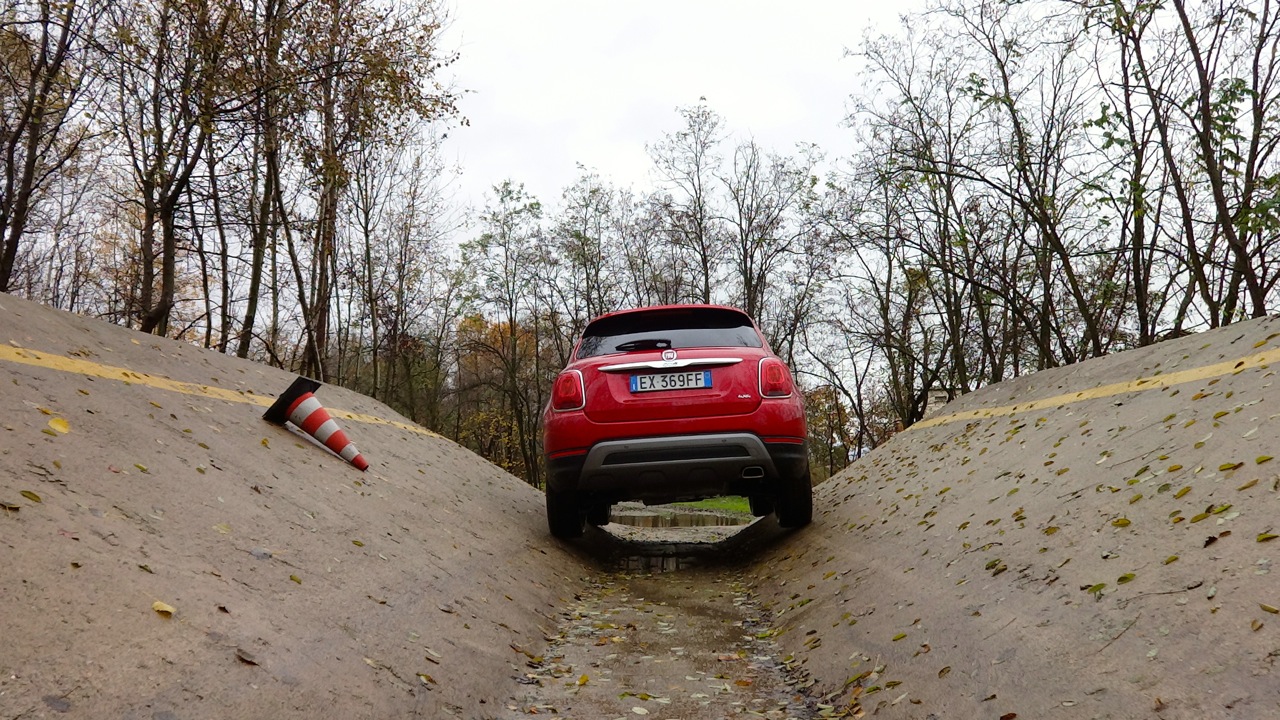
left=263, top=376, right=369, bottom=471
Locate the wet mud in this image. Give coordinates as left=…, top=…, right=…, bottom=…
left=500, top=515, right=830, bottom=719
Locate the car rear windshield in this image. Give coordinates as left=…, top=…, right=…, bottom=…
left=576, top=307, right=764, bottom=359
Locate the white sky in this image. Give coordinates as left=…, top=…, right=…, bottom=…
left=441, top=1, right=918, bottom=213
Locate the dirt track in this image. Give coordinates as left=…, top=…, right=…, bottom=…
left=500, top=537, right=816, bottom=719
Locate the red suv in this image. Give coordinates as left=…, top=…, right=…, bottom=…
left=541, top=304, right=812, bottom=538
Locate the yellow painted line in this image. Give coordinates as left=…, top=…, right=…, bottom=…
left=0, top=343, right=439, bottom=438
left=913, top=347, right=1278, bottom=430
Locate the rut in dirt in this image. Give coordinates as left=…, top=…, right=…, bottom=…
left=499, top=515, right=842, bottom=720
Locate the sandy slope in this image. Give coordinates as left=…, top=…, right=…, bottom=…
left=754, top=318, right=1280, bottom=719
left=3, top=290, right=1280, bottom=720
left=0, top=292, right=594, bottom=718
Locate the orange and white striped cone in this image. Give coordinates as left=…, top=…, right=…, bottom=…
left=263, top=376, right=368, bottom=471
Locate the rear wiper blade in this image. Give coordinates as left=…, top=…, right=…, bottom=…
left=614, top=338, right=672, bottom=352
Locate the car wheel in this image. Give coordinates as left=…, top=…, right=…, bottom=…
left=586, top=503, right=611, bottom=526
left=546, top=488, right=585, bottom=538
left=774, top=461, right=813, bottom=528
left=748, top=494, right=774, bottom=517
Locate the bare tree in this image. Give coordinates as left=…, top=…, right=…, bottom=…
left=648, top=100, right=727, bottom=303
left=0, top=0, right=104, bottom=291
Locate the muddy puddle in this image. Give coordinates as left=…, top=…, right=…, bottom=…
left=499, top=514, right=828, bottom=719
left=616, top=554, right=698, bottom=573
left=610, top=510, right=752, bottom=528
left=500, top=569, right=819, bottom=719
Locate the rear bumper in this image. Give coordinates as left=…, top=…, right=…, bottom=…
left=546, top=433, right=808, bottom=504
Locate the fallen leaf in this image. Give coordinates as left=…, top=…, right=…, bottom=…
left=152, top=601, right=175, bottom=617
left=48, top=418, right=69, bottom=434
left=1238, top=478, right=1260, bottom=491
left=1112, top=518, right=1131, bottom=527
left=261, top=438, right=270, bottom=448
left=235, top=648, right=258, bottom=665
left=577, top=674, right=588, bottom=686
left=1259, top=533, right=1279, bottom=542
left=20, top=490, right=41, bottom=503
left=352, top=540, right=364, bottom=547
left=417, top=673, right=436, bottom=685
left=631, top=709, right=649, bottom=716
left=213, top=523, right=231, bottom=534
left=290, top=574, right=301, bottom=584
left=1118, top=573, right=1136, bottom=584
left=938, top=666, right=951, bottom=678
left=1262, top=604, right=1279, bottom=614
left=1258, top=456, right=1274, bottom=464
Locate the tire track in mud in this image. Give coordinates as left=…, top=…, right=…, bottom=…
left=500, top=565, right=822, bottom=719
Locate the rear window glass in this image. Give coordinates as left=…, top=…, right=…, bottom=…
left=577, top=307, right=763, bottom=359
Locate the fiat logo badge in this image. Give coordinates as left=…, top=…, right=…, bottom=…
left=661, top=349, right=677, bottom=362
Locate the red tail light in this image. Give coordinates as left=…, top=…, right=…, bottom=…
left=759, top=358, right=794, bottom=398
left=551, top=370, right=586, bottom=411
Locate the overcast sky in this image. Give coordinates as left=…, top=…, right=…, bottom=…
left=440, top=1, right=918, bottom=213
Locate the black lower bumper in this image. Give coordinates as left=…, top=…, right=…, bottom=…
left=545, top=434, right=808, bottom=505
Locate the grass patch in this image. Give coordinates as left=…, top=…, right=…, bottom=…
left=672, top=495, right=751, bottom=515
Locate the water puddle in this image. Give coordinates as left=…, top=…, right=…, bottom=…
left=610, top=510, right=750, bottom=528
left=617, top=555, right=697, bottom=572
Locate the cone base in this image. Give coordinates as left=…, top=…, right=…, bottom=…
left=263, top=376, right=322, bottom=425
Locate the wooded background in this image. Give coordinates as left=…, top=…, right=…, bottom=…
left=4, top=0, right=1280, bottom=486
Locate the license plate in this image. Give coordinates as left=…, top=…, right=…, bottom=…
left=630, top=370, right=711, bottom=393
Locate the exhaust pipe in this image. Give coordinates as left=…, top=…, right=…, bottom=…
left=741, top=466, right=765, bottom=479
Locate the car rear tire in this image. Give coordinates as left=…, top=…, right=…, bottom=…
left=586, top=503, right=611, bottom=526
left=748, top=494, right=774, bottom=517
left=774, top=461, right=813, bottom=528
left=546, top=488, right=585, bottom=538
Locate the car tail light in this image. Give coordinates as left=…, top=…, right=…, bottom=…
left=759, top=358, right=794, bottom=398
left=551, top=370, right=586, bottom=411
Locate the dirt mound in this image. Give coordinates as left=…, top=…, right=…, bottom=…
left=0, top=292, right=591, bottom=718
left=6, top=290, right=1280, bottom=720
left=753, top=319, right=1280, bottom=719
